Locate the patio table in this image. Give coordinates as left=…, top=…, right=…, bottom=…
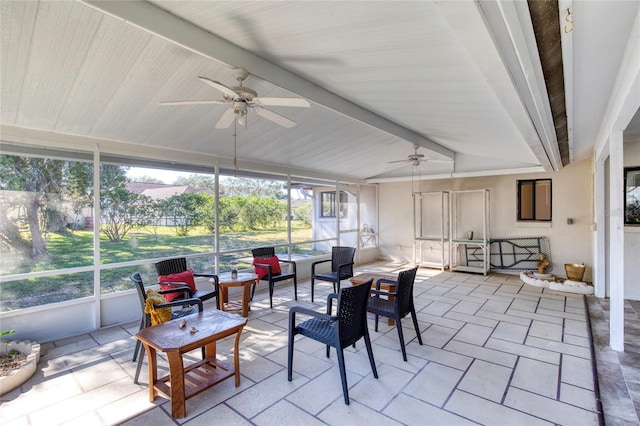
left=135, top=309, right=246, bottom=418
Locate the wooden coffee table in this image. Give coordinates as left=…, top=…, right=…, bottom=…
left=135, top=309, right=246, bottom=418
left=217, top=272, right=258, bottom=317
left=350, top=273, right=397, bottom=325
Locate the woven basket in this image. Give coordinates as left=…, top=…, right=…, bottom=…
left=564, top=264, right=585, bottom=281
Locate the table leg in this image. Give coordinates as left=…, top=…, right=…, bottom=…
left=220, top=284, right=229, bottom=312
left=204, top=341, right=217, bottom=360
left=233, top=325, right=244, bottom=386
left=241, top=282, right=251, bottom=317
left=166, top=352, right=186, bottom=418
left=144, top=344, right=158, bottom=401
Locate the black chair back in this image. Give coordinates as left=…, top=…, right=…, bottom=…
left=396, top=267, right=419, bottom=317
left=155, top=257, right=188, bottom=276
left=252, top=247, right=276, bottom=259
left=337, top=278, right=373, bottom=348
left=332, top=246, right=356, bottom=278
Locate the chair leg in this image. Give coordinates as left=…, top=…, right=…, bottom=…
left=396, top=317, right=408, bottom=362
left=336, top=347, right=350, bottom=405
left=411, top=307, right=423, bottom=345
left=251, top=281, right=257, bottom=301
left=287, top=328, right=295, bottom=381
left=332, top=281, right=337, bottom=293
left=374, top=314, right=380, bottom=332
left=269, top=281, right=274, bottom=308
left=134, top=347, right=144, bottom=384
left=363, top=330, right=379, bottom=378
left=293, top=276, right=298, bottom=301
left=132, top=317, right=145, bottom=362
left=133, top=340, right=141, bottom=362
left=311, top=277, right=315, bottom=303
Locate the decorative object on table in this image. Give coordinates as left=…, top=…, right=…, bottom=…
left=230, top=261, right=239, bottom=279
left=179, top=319, right=186, bottom=329
left=288, top=278, right=378, bottom=405
left=251, top=247, right=298, bottom=308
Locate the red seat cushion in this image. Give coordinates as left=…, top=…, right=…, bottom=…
left=158, top=269, right=197, bottom=302
left=253, top=256, right=282, bottom=281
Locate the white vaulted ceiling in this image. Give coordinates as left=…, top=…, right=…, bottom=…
left=1, top=1, right=638, bottom=183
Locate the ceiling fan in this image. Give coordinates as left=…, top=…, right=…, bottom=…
left=159, top=68, right=310, bottom=129
left=388, top=144, right=453, bottom=167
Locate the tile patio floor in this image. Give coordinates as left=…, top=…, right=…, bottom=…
left=1, top=262, right=638, bottom=425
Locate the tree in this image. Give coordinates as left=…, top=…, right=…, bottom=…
left=101, top=188, right=146, bottom=242
left=0, top=155, right=66, bottom=259
left=174, top=175, right=216, bottom=191
left=165, top=192, right=213, bottom=236
left=133, top=175, right=164, bottom=184
left=220, top=177, right=286, bottom=199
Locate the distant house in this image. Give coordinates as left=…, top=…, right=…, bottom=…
left=125, top=182, right=212, bottom=200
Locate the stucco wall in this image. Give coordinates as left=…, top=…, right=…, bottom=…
left=379, top=157, right=594, bottom=280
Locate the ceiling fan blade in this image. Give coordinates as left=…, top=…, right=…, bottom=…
left=422, top=158, right=454, bottom=163
left=198, top=76, right=238, bottom=100
left=252, top=97, right=310, bottom=108
left=159, top=100, right=227, bottom=106
left=215, top=108, right=237, bottom=129
left=254, top=107, right=296, bottom=128
left=387, top=159, right=409, bottom=164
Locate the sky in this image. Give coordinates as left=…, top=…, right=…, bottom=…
left=126, top=167, right=190, bottom=184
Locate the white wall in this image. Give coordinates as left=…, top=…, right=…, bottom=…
left=624, top=140, right=640, bottom=299
left=379, top=158, right=594, bottom=280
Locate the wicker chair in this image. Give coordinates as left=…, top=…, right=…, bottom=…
left=154, top=257, right=219, bottom=308
left=288, top=278, right=378, bottom=405
left=310, top=246, right=356, bottom=303
left=130, top=273, right=203, bottom=384
left=367, top=266, right=423, bottom=361
left=251, top=247, right=297, bottom=308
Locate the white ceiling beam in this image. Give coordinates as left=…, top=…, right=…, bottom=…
left=81, top=0, right=454, bottom=161
left=366, top=166, right=546, bottom=183
left=473, top=0, right=562, bottom=171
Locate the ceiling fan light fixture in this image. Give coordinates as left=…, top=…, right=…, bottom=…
left=234, top=102, right=247, bottom=126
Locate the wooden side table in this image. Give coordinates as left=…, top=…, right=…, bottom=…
left=135, top=310, right=246, bottom=418
left=350, top=273, right=397, bottom=325
left=217, top=272, right=258, bottom=317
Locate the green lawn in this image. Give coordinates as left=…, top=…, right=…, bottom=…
left=1, top=222, right=314, bottom=311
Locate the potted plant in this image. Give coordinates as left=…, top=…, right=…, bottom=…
left=0, top=330, right=41, bottom=396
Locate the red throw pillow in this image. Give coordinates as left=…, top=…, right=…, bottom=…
left=253, top=256, right=282, bottom=281
left=158, top=269, right=197, bottom=302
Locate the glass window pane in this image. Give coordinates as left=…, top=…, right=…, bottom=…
left=519, top=181, right=534, bottom=220
left=218, top=175, right=288, bottom=251
left=1, top=271, right=94, bottom=311
left=100, top=165, right=215, bottom=264
left=0, top=154, right=95, bottom=276
left=535, top=180, right=552, bottom=220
